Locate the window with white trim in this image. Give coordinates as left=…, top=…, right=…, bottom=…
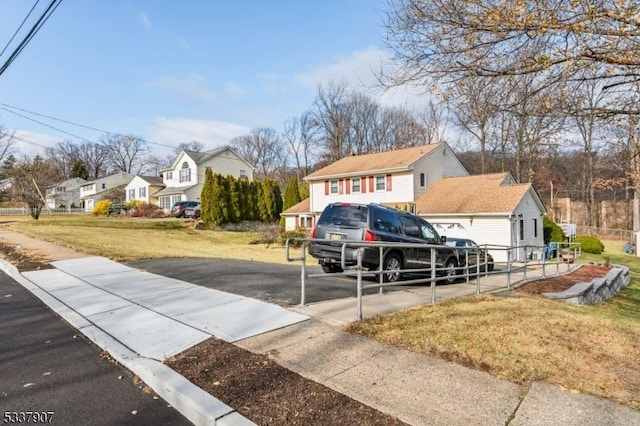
left=375, top=175, right=386, bottom=191
left=420, top=173, right=426, bottom=188
left=139, top=187, right=146, bottom=198
left=300, top=216, right=312, bottom=228
left=330, top=179, right=338, bottom=194
left=179, top=162, right=191, bottom=183
left=351, top=177, right=361, bottom=193
left=128, top=189, right=135, bottom=199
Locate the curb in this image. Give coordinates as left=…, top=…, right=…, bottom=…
left=0, top=260, right=256, bottom=426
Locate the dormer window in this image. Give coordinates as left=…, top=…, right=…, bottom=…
left=179, top=161, right=191, bottom=183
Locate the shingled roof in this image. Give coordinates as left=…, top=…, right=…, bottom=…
left=415, top=172, right=541, bottom=215
left=281, top=198, right=310, bottom=215
left=305, top=144, right=442, bottom=180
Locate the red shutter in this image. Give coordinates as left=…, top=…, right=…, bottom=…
left=362, top=177, right=367, bottom=193
left=339, top=179, right=344, bottom=194
left=345, top=178, right=350, bottom=194
left=324, top=180, right=329, bottom=195
left=386, top=174, right=392, bottom=191
left=295, top=216, right=299, bottom=227
left=369, top=176, right=374, bottom=192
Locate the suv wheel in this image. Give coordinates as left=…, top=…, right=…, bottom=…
left=383, top=253, right=403, bottom=283
left=444, top=259, right=458, bottom=284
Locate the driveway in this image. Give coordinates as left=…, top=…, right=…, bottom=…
left=127, top=258, right=403, bottom=306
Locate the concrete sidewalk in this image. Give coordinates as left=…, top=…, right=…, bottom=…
left=0, top=230, right=638, bottom=425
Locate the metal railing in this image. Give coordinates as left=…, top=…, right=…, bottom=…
left=285, top=238, right=582, bottom=320
left=0, top=207, right=89, bottom=215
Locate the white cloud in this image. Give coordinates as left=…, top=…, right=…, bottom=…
left=148, top=73, right=216, bottom=101
left=139, top=11, right=152, bottom=32
left=147, top=117, right=249, bottom=151
left=224, top=81, right=246, bottom=98
left=11, top=130, right=63, bottom=156
left=294, top=46, right=433, bottom=111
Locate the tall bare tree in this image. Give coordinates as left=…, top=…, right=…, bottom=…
left=230, top=128, right=287, bottom=180
left=174, top=140, right=205, bottom=154
left=11, top=155, right=61, bottom=219
left=0, top=126, right=16, bottom=166
left=282, top=112, right=319, bottom=177
left=101, top=134, right=148, bottom=175
left=312, top=82, right=353, bottom=162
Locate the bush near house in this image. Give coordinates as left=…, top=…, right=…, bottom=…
left=92, top=200, right=112, bottom=216
left=543, top=215, right=565, bottom=243
left=575, top=235, right=605, bottom=254
left=279, top=227, right=309, bottom=247
left=128, top=202, right=166, bottom=218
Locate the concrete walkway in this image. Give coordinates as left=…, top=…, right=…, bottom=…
left=0, top=229, right=638, bottom=425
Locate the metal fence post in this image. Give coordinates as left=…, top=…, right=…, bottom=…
left=300, top=241, right=307, bottom=306
left=523, top=246, right=528, bottom=282
left=356, top=248, right=363, bottom=320
left=507, top=249, right=512, bottom=290
left=475, top=256, right=480, bottom=294
left=430, top=248, right=437, bottom=304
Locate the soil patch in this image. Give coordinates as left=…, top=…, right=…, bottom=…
left=166, top=337, right=407, bottom=425
left=515, top=264, right=611, bottom=294
left=0, top=241, right=53, bottom=271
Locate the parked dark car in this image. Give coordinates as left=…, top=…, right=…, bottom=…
left=184, top=204, right=201, bottom=219
left=444, top=237, right=494, bottom=272
left=171, top=201, right=199, bottom=218
left=309, top=203, right=459, bottom=283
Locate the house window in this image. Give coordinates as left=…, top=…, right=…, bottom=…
left=533, top=218, right=538, bottom=238
left=420, top=173, right=426, bottom=188
left=179, top=162, right=191, bottom=183
left=351, top=177, right=361, bottom=193
left=139, top=187, right=146, bottom=198
left=101, top=183, right=106, bottom=189
left=300, top=216, right=312, bottom=228
left=166, top=171, right=172, bottom=180
left=375, top=175, right=386, bottom=191
left=519, top=219, right=524, bottom=241
left=330, top=179, right=338, bottom=194
left=128, top=189, right=135, bottom=199
left=57, top=186, right=65, bottom=192
left=239, top=169, right=246, bottom=177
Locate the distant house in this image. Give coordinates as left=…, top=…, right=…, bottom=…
left=281, top=144, right=546, bottom=262
left=79, top=172, right=134, bottom=212
left=45, top=177, right=86, bottom=209
left=155, top=146, right=254, bottom=211
left=124, top=175, right=165, bottom=205
left=415, top=172, right=547, bottom=262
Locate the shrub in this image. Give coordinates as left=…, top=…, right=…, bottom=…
left=543, top=216, right=564, bottom=243
left=279, top=228, right=309, bottom=247
left=92, top=199, right=112, bottom=216
left=126, top=199, right=144, bottom=210
left=574, top=235, right=604, bottom=254
left=129, top=202, right=166, bottom=218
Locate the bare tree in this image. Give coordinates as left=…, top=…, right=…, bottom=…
left=230, top=128, right=287, bottom=180
left=101, top=134, right=148, bottom=175
left=282, top=112, right=319, bottom=177
left=45, top=140, right=80, bottom=178
left=11, top=155, right=61, bottom=219
left=312, top=82, right=353, bottom=162
left=0, top=127, right=16, bottom=166
left=382, top=0, right=640, bottom=102
left=78, top=142, right=110, bottom=179
left=174, top=140, right=205, bottom=154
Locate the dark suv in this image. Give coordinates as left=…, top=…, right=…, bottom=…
left=170, top=201, right=199, bottom=218
left=309, top=203, right=459, bottom=283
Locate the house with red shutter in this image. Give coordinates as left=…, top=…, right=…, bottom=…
left=282, top=142, right=546, bottom=262
left=282, top=143, right=468, bottom=229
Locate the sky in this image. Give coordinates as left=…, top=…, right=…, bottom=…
left=0, top=0, right=428, bottom=159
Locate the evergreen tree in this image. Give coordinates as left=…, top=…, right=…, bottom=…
left=283, top=176, right=302, bottom=210
left=254, top=180, right=266, bottom=221
left=262, top=179, right=283, bottom=222
left=210, top=174, right=225, bottom=225
left=228, top=175, right=241, bottom=223
left=219, top=174, right=231, bottom=223
left=200, top=167, right=214, bottom=223
left=71, top=159, right=89, bottom=180
left=237, top=176, right=251, bottom=220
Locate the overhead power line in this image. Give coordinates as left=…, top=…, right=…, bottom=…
left=0, top=0, right=41, bottom=59
left=0, top=0, right=63, bottom=77
left=0, top=102, right=178, bottom=150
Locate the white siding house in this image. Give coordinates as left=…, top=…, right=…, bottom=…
left=45, top=177, right=86, bottom=209
left=155, top=146, right=254, bottom=211
left=79, top=172, right=134, bottom=212
left=415, top=173, right=547, bottom=262
left=124, top=176, right=165, bottom=205
left=282, top=143, right=468, bottom=231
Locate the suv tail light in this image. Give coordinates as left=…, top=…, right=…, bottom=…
left=364, top=230, right=375, bottom=241
left=311, top=226, right=317, bottom=239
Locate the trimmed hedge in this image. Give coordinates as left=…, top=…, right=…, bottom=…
left=574, top=235, right=604, bottom=254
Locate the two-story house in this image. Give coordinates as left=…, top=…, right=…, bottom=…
left=154, top=146, right=254, bottom=211
left=282, top=142, right=546, bottom=261
left=79, top=172, right=134, bottom=212
left=124, top=176, right=165, bottom=205
left=45, top=177, right=86, bottom=209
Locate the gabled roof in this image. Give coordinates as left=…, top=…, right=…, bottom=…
left=281, top=198, right=310, bottom=215
left=154, top=184, right=198, bottom=196
left=415, top=172, right=544, bottom=215
left=136, top=175, right=164, bottom=186
left=305, top=143, right=442, bottom=180
left=163, top=146, right=254, bottom=172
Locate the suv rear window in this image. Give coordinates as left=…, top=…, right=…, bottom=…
left=317, top=205, right=368, bottom=227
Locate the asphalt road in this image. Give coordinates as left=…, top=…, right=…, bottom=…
left=127, top=258, right=398, bottom=306
left=0, top=272, right=190, bottom=426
